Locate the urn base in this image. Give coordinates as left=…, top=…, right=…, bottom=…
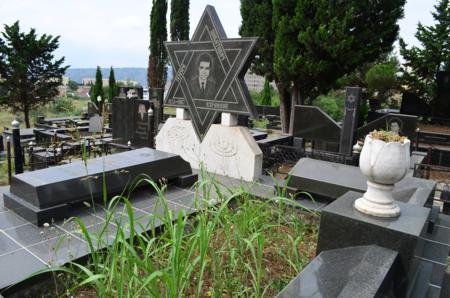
left=354, top=181, right=401, bottom=218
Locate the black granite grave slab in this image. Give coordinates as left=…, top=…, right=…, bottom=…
left=287, top=158, right=436, bottom=206
left=317, top=191, right=429, bottom=289
left=277, top=245, right=399, bottom=298
left=291, top=105, right=341, bottom=143
left=356, top=113, right=418, bottom=141
left=4, top=148, right=195, bottom=225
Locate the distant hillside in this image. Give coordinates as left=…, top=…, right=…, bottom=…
left=66, top=67, right=174, bottom=88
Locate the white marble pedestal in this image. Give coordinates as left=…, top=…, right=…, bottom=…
left=156, top=111, right=262, bottom=181
left=155, top=109, right=201, bottom=168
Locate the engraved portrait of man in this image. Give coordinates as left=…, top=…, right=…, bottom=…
left=190, top=53, right=216, bottom=99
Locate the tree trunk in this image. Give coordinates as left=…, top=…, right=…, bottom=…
left=277, top=82, right=291, bottom=134
left=288, top=83, right=303, bottom=135
left=24, top=105, right=31, bottom=128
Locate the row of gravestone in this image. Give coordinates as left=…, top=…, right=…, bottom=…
left=291, top=87, right=419, bottom=155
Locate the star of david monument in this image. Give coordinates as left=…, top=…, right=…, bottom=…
left=156, top=5, right=262, bottom=181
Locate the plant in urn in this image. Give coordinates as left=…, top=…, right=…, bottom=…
left=354, top=130, right=410, bottom=217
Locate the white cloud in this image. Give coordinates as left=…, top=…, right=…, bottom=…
left=0, top=0, right=439, bottom=68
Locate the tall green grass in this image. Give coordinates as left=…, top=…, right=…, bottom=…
left=38, top=170, right=318, bottom=297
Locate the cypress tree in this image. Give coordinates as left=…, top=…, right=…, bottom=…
left=170, top=0, right=189, bottom=42
left=90, top=66, right=104, bottom=106
left=239, top=0, right=294, bottom=131
left=108, top=66, right=117, bottom=103
left=148, top=0, right=168, bottom=89
left=259, top=77, right=272, bottom=106
left=400, top=0, right=450, bottom=103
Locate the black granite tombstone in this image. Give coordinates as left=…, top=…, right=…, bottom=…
left=356, top=113, right=418, bottom=141
left=3, top=148, right=195, bottom=226
left=400, top=92, right=432, bottom=117
left=434, top=71, right=450, bottom=119
left=291, top=105, right=341, bottom=143
left=112, top=98, right=153, bottom=147
left=149, top=88, right=164, bottom=135
left=277, top=245, right=400, bottom=298
left=132, top=100, right=153, bottom=147
left=339, top=87, right=361, bottom=155
left=164, top=5, right=258, bottom=140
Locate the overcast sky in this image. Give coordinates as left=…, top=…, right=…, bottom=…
left=0, top=0, right=438, bottom=68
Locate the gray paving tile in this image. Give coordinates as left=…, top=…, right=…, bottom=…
left=0, top=196, right=6, bottom=212
left=27, top=234, right=89, bottom=267
left=56, top=208, right=105, bottom=232
left=4, top=223, right=65, bottom=247
left=72, top=222, right=118, bottom=249
left=0, top=231, right=21, bottom=256
left=0, top=211, right=28, bottom=230
left=142, top=201, right=196, bottom=220
left=0, top=249, right=46, bottom=289
left=164, top=187, right=194, bottom=200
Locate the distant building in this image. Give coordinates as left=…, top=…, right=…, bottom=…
left=75, top=86, right=91, bottom=98
left=82, top=78, right=109, bottom=86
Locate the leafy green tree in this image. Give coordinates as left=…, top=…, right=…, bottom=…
left=399, top=0, right=449, bottom=104
left=90, top=66, right=104, bottom=105
left=148, top=0, right=168, bottom=89
left=365, top=57, right=400, bottom=103
left=272, top=0, right=406, bottom=132
left=108, top=66, right=117, bottom=103
left=240, top=0, right=295, bottom=132
left=170, top=0, right=189, bottom=41
left=68, top=80, right=79, bottom=91
left=0, top=21, right=68, bottom=127
left=259, top=77, right=272, bottom=106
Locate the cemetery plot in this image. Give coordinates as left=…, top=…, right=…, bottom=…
left=3, top=148, right=195, bottom=225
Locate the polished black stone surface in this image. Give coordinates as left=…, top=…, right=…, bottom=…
left=165, top=5, right=258, bottom=139
left=287, top=158, right=436, bottom=206
left=4, top=148, right=193, bottom=225
left=277, top=245, right=398, bottom=298
left=0, top=185, right=201, bottom=291
left=291, top=105, right=341, bottom=143
left=356, top=113, right=418, bottom=141
left=339, top=87, right=361, bottom=155
left=112, top=98, right=153, bottom=147
left=317, top=192, right=430, bottom=287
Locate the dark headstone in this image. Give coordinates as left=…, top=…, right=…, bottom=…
left=277, top=245, right=399, bottom=298
left=339, top=87, right=361, bottom=155
left=87, top=102, right=98, bottom=117
left=112, top=98, right=153, bottom=147
left=12, top=124, right=23, bottom=174
left=434, top=71, right=450, bottom=119
left=400, top=92, right=432, bottom=117
left=286, top=158, right=436, bottom=206
left=149, top=88, right=164, bottom=133
left=291, top=105, right=341, bottom=143
left=4, top=148, right=194, bottom=225
left=132, top=100, right=153, bottom=147
left=164, top=5, right=258, bottom=139
left=356, top=113, right=418, bottom=141
left=88, top=114, right=103, bottom=133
